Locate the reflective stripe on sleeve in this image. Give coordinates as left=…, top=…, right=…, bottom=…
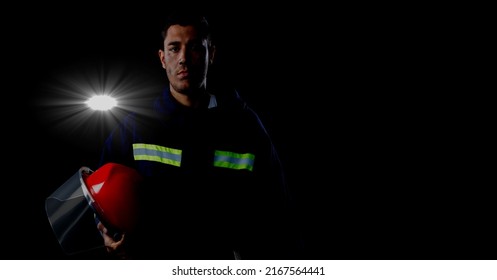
left=133, top=143, right=182, bottom=167
left=213, top=150, right=255, bottom=171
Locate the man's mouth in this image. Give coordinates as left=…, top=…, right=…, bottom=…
left=177, top=70, right=189, bottom=78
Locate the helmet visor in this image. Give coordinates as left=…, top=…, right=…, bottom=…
left=45, top=167, right=104, bottom=255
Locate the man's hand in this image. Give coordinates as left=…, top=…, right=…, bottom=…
left=96, top=221, right=128, bottom=259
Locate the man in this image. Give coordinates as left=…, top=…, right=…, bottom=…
left=96, top=11, right=302, bottom=260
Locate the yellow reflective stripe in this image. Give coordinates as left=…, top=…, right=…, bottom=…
left=133, top=143, right=182, bottom=167
left=213, top=150, right=255, bottom=171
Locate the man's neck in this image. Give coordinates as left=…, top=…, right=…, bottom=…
left=170, top=87, right=209, bottom=109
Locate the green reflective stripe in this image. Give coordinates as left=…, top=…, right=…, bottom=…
left=133, top=143, right=182, bottom=167
left=213, top=150, right=255, bottom=171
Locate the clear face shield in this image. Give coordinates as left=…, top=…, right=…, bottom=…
left=45, top=167, right=104, bottom=255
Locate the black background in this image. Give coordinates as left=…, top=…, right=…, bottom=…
left=1, top=3, right=492, bottom=260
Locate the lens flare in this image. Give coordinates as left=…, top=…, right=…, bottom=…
left=32, top=60, right=164, bottom=146
left=86, top=95, right=118, bottom=111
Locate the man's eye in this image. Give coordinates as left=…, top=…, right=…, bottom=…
left=169, top=47, right=179, bottom=52
left=190, top=44, right=204, bottom=52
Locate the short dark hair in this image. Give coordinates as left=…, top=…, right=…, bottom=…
left=161, top=12, right=211, bottom=44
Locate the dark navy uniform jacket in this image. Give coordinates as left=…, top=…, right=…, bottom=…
left=98, top=86, right=301, bottom=259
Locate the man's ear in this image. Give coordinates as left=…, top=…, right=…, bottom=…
left=209, top=45, right=216, bottom=65
left=158, top=49, right=166, bottom=69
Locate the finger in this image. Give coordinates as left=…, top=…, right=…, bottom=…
left=105, top=232, right=125, bottom=249
left=117, top=233, right=126, bottom=243
left=96, top=221, right=107, bottom=234
left=99, top=226, right=117, bottom=248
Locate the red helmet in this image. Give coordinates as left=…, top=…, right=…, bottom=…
left=82, top=163, right=143, bottom=234
left=46, top=162, right=143, bottom=255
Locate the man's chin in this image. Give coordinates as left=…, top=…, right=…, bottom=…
left=173, top=81, right=204, bottom=96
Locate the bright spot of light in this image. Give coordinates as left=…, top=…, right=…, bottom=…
left=86, top=95, right=117, bottom=111
left=34, top=60, right=164, bottom=146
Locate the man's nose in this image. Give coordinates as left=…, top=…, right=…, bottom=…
left=179, top=49, right=188, bottom=65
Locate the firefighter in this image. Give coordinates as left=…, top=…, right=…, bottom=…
left=95, top=11, right=303, bottom=260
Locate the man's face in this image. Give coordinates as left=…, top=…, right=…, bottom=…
left=159, top=24, right=211, bottom=95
